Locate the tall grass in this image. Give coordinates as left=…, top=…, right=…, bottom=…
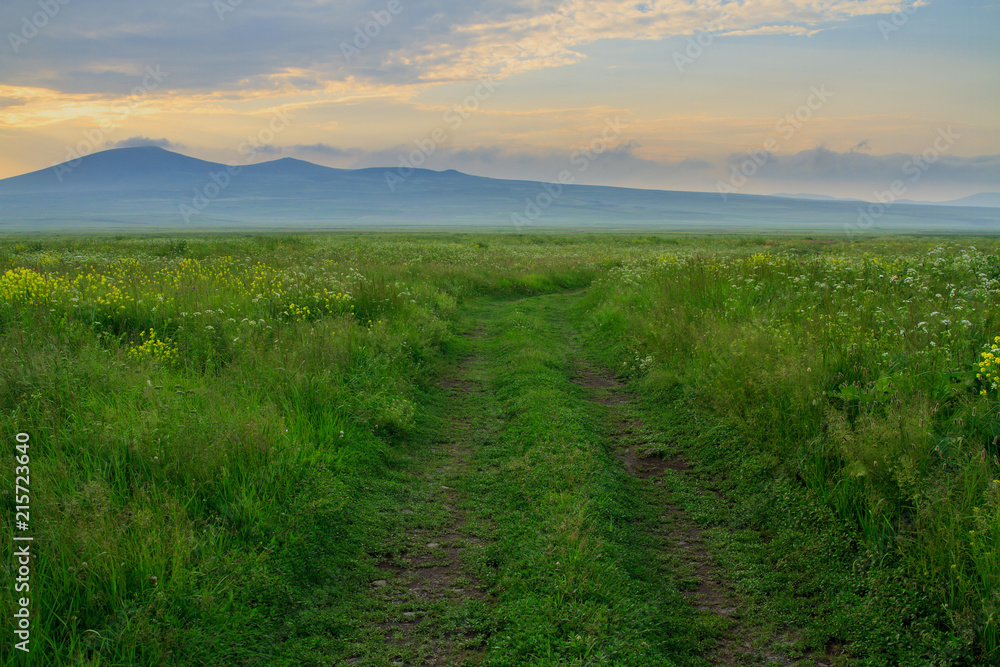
left=0, top=233, right=618, bottom=664
left=583, top=237, right=1000, bottom=660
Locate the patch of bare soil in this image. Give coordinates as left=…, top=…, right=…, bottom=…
left=570, top=370, right=630, bottom=405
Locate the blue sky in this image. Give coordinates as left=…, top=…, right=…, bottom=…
left=1, top=0, right=997, bottom=199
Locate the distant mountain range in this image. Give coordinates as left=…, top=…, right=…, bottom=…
left=1, top=147, right=997, bottom=233
left=772, top=192, right=1000, bottom=208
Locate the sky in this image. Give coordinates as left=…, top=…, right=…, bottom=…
left=1, top=0, right=998, bottom=201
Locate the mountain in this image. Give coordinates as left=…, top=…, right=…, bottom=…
left=1, top=147, right=997, bottom=233
left=0, top=147, right=223, bottom=193
left=772, top=193, right=865, bottom=202
left=773, top=191, right=1000, bottom=209
left=938, top=193, right=1000, bottom=208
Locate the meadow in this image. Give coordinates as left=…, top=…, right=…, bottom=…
left=0, top=233, right=997, bottom=666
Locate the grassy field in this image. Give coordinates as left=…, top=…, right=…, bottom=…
left=1, top=234, right=998, bottom=665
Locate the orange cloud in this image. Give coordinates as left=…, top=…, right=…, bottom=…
left=398, top=0, right=927, bottom=81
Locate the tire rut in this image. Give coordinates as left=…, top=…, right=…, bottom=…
left=571, top=367, right=806, bottom=667
left=366, top=357, right=487, bottom=666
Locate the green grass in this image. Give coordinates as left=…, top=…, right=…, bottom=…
left=463, top=294, right=709, bottom=665
left=0, top=233, right=997, bottom=665
left=580, top=236, right=1000, bottom=664
left=0, top=234, right=618, bottom=665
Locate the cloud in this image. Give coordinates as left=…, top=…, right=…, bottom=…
left=404, top=0, right=931, bottom=81
left=254, top=144, right=283, bottom=156
left=291, top=143, right=362, bottom=158
left=0, top=0, right=485, bottom=95
left=110, top=136, right=181, bottom=149
left=751, top=147, right=1000, bottom=187
left=677, top=157, right=715, bottom=170
left=0, top=0, right=929, bottom=96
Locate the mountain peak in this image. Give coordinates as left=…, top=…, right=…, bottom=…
left=0, top=147, right=220, bottom=193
